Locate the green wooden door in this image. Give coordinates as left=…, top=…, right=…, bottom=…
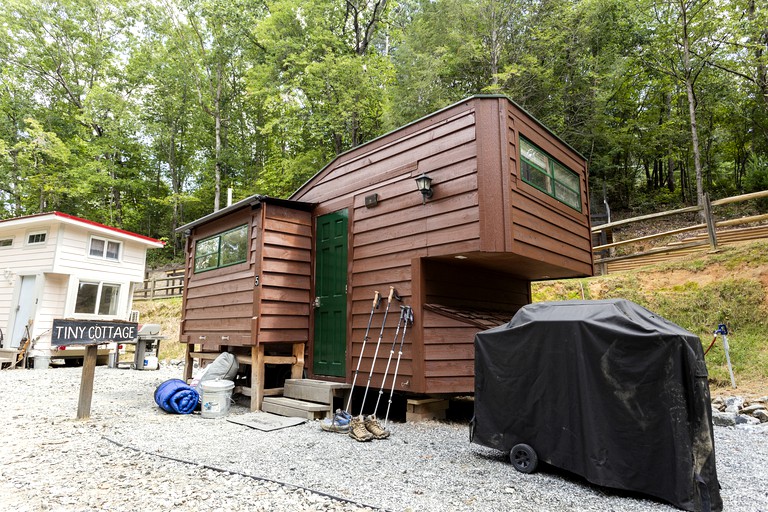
left=313, top=210, right=348, bottom=377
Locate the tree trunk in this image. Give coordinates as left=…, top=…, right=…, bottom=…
left=213, top=63, right=223, bottom=212
left=665, top=91, right=675, bottom=192
left=679, top=1, right=705, bottom=212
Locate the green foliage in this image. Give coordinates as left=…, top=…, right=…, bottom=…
left=533, top=241, right=768, bottom=385
left=1, top=0, right=767, bottom=244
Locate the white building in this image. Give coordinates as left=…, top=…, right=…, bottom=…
left=0, top=212, right=163, bottom=367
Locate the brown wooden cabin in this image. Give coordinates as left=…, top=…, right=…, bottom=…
left=178, top=95, right=593, bottom=411
left=177, top=196, right=315, bottom=408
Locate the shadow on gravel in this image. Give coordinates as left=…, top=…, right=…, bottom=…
left=470, top=446, right=672, bottom=509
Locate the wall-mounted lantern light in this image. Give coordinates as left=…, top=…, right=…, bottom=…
left=415, top=173, right=433, bottom=204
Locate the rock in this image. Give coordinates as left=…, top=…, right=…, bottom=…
left=713, top=411, right=757, bottom=427
left=754, top=410, right=768, bottom=423
left=724, top=396, right=744, bottom=414
left=712, top=412, right=738, bottom=427
left=741, top=404, right=767, bottom=415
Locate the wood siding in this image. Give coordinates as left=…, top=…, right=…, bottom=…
left=291, top=96, right=591, bottom=395
left=294, top=103, right=482, bottom=389
left=503, top=101, right=593, bottom=277
left=257, top=206, right=312, bottom=346
left=181, top=207, right=256, bottom=349
left=180, top=203, right=312, bottom=351
left=421, top=260, right=529, bottom=394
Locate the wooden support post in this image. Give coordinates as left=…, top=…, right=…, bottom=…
left=291, top=342, right=305, bottom=380
left=77, top=345, right=98, bottom=420
left=183, top=343, right=194, bottom=382
left=249, top=345, right=266, bottom=412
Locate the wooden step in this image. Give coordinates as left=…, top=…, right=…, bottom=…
left=283, top=379, right=351, bottom=405
left=261, top=396, right=331, bottom=420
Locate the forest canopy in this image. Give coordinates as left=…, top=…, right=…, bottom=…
left=1, top=0, right=767, bottom=264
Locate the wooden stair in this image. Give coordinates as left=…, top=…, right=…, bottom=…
left=261, top=379, right=351, bottom=420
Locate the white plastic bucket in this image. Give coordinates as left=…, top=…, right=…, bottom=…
left=143, top=356, right=159, bottom=370
left=200, top=379, right=235, bottom=418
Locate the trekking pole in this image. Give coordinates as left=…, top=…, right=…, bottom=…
left=372, top=305, right=407, bottom=417
left=359, top=286, right=400, bottom=417
left=345, top=290, right=381, bottom=413
left=384, top=305, right=413, bottom=428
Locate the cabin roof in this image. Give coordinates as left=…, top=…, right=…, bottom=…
left=176, top=195, right=314, bottom=233
left=290, top=94, right=586, bottom=200
left=0, top=211, right=164, bottom=247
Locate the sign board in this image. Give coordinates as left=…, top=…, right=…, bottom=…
left=52, top=319, right=138, bottom=346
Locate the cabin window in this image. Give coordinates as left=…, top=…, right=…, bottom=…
left=194, top=224, right=248, bottom=273
left=0, top=237, right=12, bottom=248
left=26, top=231, right=47, bottom=245
left=74, top=281, right=120, bottom=316
left=89, top=236, right=121, bottom=261
left=520, top=137, right=581, bottom=211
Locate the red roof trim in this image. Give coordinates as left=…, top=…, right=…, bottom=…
left=0, top=211, right=164, bottom=246
left=52, top=212, right=164, bottom=245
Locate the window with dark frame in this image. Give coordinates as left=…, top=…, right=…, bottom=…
left=27, top=232, right=47, bottom=244
left=0, top=238, right=12, bottom=248
left=89, top=236, right=121, bottom=261
left=194, top=224, right=248, bottom=273
left=520, top=137, right=582, bottom=212
left=74, top=281, right=120, bottom=316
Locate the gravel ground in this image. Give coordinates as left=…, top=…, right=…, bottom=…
left=1, top=365, right=766, bottom=512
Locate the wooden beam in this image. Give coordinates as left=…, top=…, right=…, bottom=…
left=591, top=205, right=701, bottom=233
left=593, top=223, right=706, bottom=251
left=711, top=190, right=768, bottom=206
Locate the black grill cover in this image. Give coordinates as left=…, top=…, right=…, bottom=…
left=471, top=299, right=721, bottom=511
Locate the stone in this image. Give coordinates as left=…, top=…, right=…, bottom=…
left=712, top=412, right=738, bottom=427
left=724, top=396, right=744, bottom=414
left=741, top=404, right=767, bottom=415
left=753, top=410, right=768, bottom=423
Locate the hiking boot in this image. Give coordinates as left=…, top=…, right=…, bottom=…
left=348, top=415, right=374, bottom=442
left=364, top=414, right=390, bottom=439
left=320, top=411, right=351, bottom=433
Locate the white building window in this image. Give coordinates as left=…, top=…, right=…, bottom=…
left=0, top=237, right=13, bottom=248
left=89, top=236, right=121, bottom=261
left=26, top=231, right=47, bottom=245
left=74, top=281, right=120, bottom=316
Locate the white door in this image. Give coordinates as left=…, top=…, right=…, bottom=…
left=11, top=275, right=37, bottom=348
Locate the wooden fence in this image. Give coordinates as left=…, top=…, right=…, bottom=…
left=133, top=191, right=768, bottom=299
left=133, top=268, right=185, bottom=300
left=592, top=190, right=768, bottom=275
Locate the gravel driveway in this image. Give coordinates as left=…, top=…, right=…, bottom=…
left=1, top=366, right=766, bottom=512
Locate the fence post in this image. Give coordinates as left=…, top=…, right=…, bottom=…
left=703, top=193, right=718, bottom=251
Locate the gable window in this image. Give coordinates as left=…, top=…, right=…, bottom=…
left=194, top=224, right=248, bottom=273
left=89, top=236, right=121, bottom=261
left=0, top=238, right=12, bottom=248
left=520, top=137, right=582, bottom=212
left=75, top=281, right=120, bottom=316
left=27, top=231, right=47, bottom=245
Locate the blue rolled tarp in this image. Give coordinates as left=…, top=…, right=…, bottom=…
left=154, top=379, right=199, bottom=414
